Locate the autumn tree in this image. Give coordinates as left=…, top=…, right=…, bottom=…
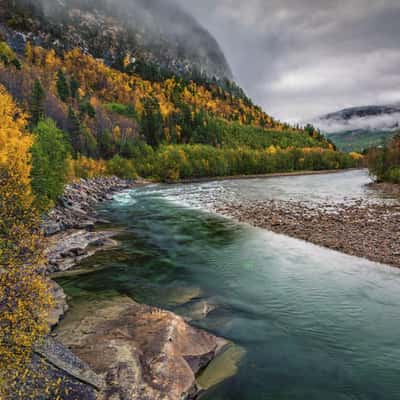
left=25, top=41, right=34, bottom=64
left=0, top=41, right=21, bottom=69
left=0, top=85, right=53, bottom=398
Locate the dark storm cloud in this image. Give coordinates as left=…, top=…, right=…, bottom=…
left=175, top=0, right=400, bottom=122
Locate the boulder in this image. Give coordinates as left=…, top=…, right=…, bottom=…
left=196, top=344, right=245, bottom=392
left=56, top=296, right=228, bottom=400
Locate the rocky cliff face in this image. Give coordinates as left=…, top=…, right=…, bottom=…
left=1, top=0, right=233, bottom=80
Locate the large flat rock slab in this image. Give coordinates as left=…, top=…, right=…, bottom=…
left=56, top=296, right=228, bottom=400
left=16, top=337, right=101, bottom=400
left=46, top=230, right=120, bottom=273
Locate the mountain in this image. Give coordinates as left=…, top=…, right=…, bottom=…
left=0, top=0, right=233, bottom=81
left=313, top=105, right=400, bottom=152
left=0, top=0, right=359, bottom=187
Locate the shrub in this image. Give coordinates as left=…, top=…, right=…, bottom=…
left=67, top=154, right=106, bottom=180
left=106, top=155, right=137, bottom=179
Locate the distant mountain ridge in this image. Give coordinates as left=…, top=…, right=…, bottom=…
left=320, top=105, right=400, bottom=128
left=0, top=0, right=233, bottom=81
left=312, top=104, right=400, bottom=152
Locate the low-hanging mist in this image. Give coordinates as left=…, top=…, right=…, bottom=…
left=7, top=0, right=233, bottom=80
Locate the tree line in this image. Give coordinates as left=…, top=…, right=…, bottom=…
left=367, top=134, right=400, bottom=183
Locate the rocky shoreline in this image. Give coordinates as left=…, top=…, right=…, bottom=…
left=36, top=176, right=234, bottom=400
left=368, top=181, right=400, bottom=197
left=43, top=177, right=139, bottom=330
left=213, top=188, right=400, bottom=268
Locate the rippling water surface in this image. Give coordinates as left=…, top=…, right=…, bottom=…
left=58, top=170, right=400, bottom=399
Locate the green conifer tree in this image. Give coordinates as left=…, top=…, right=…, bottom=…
left=141, top=97, right=164, bottom=148
left=70, top=77, right=80, bottom=100
left=31, top=79, right=45, bottom=126
left=56, top=69, right=70, bottom=102
left=67, top=106, right=82, bottom=154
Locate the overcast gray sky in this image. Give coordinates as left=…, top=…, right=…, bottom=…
left=175, top=0, right=400, bottom=123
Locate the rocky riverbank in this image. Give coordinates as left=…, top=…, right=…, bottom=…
left=43, top=176, right=139, bottom=236
left=368, top=181, right=400, bottom=197
left=214, top=195, right=400, bottom=268
left=35, top=176, right=235, bottom=400
left=43, top=176, right=140, bottom=274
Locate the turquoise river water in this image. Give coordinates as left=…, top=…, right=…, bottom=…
left=58, top=170, right=400, bottom=400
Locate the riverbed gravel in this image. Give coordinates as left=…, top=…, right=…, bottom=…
left=214, top=194, right=400, bottom=268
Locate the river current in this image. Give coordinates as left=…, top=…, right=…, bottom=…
left=58, top=170, right=400, bottom=400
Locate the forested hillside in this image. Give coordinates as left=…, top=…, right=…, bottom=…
left=0, top=37, right=360, bottom=199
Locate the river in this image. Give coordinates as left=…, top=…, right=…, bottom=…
left=58, top=170, right=400, bottom=400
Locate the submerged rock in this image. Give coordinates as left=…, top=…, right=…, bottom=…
left=56, top=296, right=229, bottom=400
left=174, top=298, right=217, bottom=322
left=196, top=344, right=245, bottom=391
left=161, top=286, right=204, bottom=307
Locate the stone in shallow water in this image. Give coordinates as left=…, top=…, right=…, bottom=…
left=56, top=295, right=229, bottom=400
left=160, top=286, right=203, bottom=306
left=51, top=264, right=111, bottom=279
left=196, top=344, right=246, bottom=391
left=174, top=298, right=217, bottom=321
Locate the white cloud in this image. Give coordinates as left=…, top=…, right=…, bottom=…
left=176, top=0, right=400, bottom=122
left=313, top=113, right=400, bottom=134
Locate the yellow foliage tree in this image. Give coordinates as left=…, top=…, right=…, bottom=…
left=67, top=154, right=107, bottom=180
left=0, top=85, right=53, bottom=398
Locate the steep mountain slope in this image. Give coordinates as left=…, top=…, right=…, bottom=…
left=0, top=0, right=359, bottom=185
left=0, top=0, right=233, bottom=80
left=313, top=105, right=400, bottom=152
